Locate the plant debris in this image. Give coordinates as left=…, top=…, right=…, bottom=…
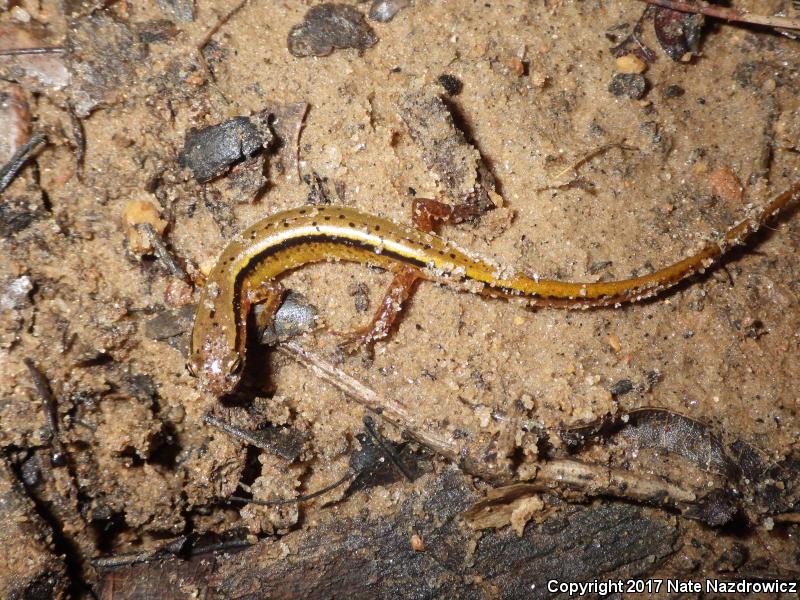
left=397, top=90, right=498, bottom=217
left=561, top=408, right=800, bottom=525
left=67, top=13, right=146, bottom=116
left=0, top=131, right=45, bottom=194
left=653, top=6, right=704, bottom=61
left=287, top=4, right=378, bottom=57
left=98, top=470, right=678, bottom=599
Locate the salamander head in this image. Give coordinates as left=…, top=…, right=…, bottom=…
left=187, top=336, right=244, bottom=396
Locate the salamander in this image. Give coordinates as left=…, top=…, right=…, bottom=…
left=189, top=183, right=800, bottom=396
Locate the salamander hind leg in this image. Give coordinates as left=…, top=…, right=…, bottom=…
left=334, top=266, right=420, bottom=352
left=335, top=199, right=463, bottom=353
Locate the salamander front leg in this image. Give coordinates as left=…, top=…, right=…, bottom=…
left=244, top=280, right=286, bottom=343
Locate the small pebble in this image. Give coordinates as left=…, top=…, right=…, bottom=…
left=0, top=275, right=33, bottom=311
left=123, top=200, right=167, bottom=254
left=410, top=533, right=425, bottom=552
left=707, top=166, right=743, bottom=204
left=610, top=379, right=634, bottom=397
left=615, top=54, right=646, bottom=74
left=608, top=333, right=622, bottom=353
left=508, top=57, right=526, bottom=77
left=369, top=0, right=408, bottom=23
left=436, top=73, right=463, bottom=96
left=288, top=4, right=377, bottom=57
left=608, top=73, right=647, bottom=100
left=663, top=84, right=685, bottom=98
left=10, top=6, right=31, bottom=22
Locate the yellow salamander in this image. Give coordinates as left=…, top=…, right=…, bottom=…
left=190, top=183, right=800, bottom=395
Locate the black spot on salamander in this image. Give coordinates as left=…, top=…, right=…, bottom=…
left=348, top=222, right=355, bottom=228
left=283, top=221, right=290, bottom=227
left=299, top=209, right=307, bottom=214
left=251, top=232, right=257, bottom=239
left=424, top=243, right=433, bottom=250
left=311, top=221, right=317, bottom=226
left=324, top=216, right=331, bottom=221
left=374, top=225, right=381, bottom=231
left=338, top=214, right=346, bottom=219
left=450, top=253, right=456, bottom=259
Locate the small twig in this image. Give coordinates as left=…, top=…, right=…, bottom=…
left=135, top=223, right=188, bottom=280
left=0, top=46, right=66, bottom=56
left=67, top=105, right=85, bottom=182
left=534, top=458, right=697, bottom=507
left=204, top=413, right=275, bottom=452
left=92, top=537, right=189, bottom=569
left=638, top=0, right=800, bottom=32
left=538, top=141, right=638, bottom=191
left=0, top=132, right=46, bottom=194
left=227, top=470, right=356, bottom=506
left=277, top=342, right=459, bottom=461
left=196, top=0, right=250, bottom=51
left=362, top=415, right=414, bottom=481
left=294, top=103, right=309, bottom=182
left=23, top=358, right=67, bottom=467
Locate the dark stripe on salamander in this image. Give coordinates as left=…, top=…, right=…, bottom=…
left=228, top=233, right=435, bottom=351
left=225, top=232, right=627, bottom=352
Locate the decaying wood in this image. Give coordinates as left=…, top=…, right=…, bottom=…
left=99, top=469, right=678, bottom=599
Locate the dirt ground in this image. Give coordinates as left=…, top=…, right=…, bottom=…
left=1, top=0, right=799, bottom=597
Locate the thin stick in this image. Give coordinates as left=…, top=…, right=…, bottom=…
left=135, top=223, right=189, bottom=280
left=0, top=47, right=66, bottom=56
left=204, top=413, right=276, bottom=452
left=0, top=132, right=46, bottom=194
left=196, top=0, right=249, bottom=50
left=23, top=358, right=67, bottom=466
left=638, top=0, right=800, bottom=32
left=227, top=470, right=355, bottom=506
left=277, top=341, right=460, bottom=462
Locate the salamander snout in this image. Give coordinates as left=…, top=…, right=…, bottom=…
left=187, top=348, right=244, bottom=396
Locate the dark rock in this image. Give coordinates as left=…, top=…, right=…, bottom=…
left=257, top=291, right=319, bottom=345
left=179, top=112, right=273, bottom=183
left=663, top=84, right=685, bottom=98
left=0, top=195, right=44, bottom=238
left=608, top=73, right=647, bottom=99
left=436, top=73, right=463, bottom=96
left=654, top=7, right=704, bottom=62
left=288, top=3, right=377, bottom=57
left=610, top=378, right=634, bottom=397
